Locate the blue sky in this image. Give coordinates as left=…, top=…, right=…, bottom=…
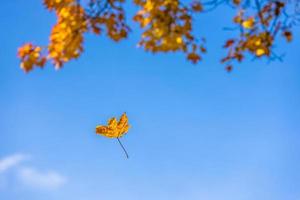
left=0, top=1, right=300, bottom=200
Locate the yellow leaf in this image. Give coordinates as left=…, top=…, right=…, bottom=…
left=256, top=48, right=265, bottom=56
left=176, top=36, right=183, bottom=44
left=95, top=113, right=130, bottom=138
left=242, top=17, right=254, bottom=29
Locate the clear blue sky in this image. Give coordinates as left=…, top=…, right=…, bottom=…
left=1, top=1, right=300, bottom=200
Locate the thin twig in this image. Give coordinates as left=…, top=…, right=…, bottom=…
left=116, top=137, right=129, bottom=159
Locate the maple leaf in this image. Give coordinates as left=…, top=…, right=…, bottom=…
left=18, top=43, right=47, bottom=72
left=96, top=113, right=130, bottom=138
left=187, top=52, right=201, bottom=64
left=95, top=113, right=130, bottom=158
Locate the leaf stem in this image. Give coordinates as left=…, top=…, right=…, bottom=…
left=116, top=137, right=129, bottom=159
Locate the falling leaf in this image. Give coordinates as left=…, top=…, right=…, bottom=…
left=96, top=113, right=130, bottom=138
left=95, top=113, right=130, bottom=158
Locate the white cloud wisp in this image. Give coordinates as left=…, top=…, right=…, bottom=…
left=0, top=154, right=30, bottom=173
left=18, top=167, right=67, bottom=189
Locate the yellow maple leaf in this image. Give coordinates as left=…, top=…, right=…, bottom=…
left=96, top=113, right=130, bottom=138
left=95, top=113, right=130, bottom=158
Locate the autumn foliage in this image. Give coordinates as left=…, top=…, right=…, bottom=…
left=18, top=0, right=299, bottom=72
left=221, top=0, right=294, bottom=70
